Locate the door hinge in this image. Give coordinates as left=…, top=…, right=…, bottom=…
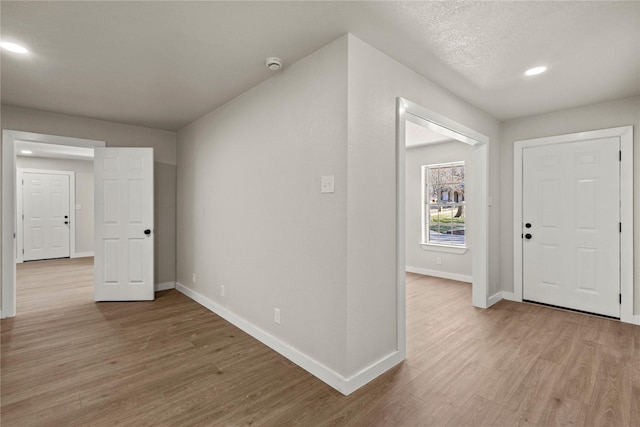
left=21, top=179, right=24, bottom=186
left=620, top=222, right=622, bottom=233
left=620, top=293, right=622, bottom=304
left=619, top=150, right=622, bottom=161
left=22, top=249, right=24, bottom=255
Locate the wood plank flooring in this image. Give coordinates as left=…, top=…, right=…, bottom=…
left=2, top=261, right=639, bottom=426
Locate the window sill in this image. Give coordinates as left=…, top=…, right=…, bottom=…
left=419, top=242, right=468, bottom=254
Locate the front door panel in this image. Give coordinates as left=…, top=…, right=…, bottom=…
left=522, top=137, right=620, bottom=317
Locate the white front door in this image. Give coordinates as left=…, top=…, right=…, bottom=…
left=22, top=172, right=71, bottom=261
left=94, top=148, right=154, bottom=301
left=522, top=137, right=620, bottom=317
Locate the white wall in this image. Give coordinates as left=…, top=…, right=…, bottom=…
left=1, top=105, right=177, bottom=286
left=176, top=34, right=501, bottom=392
left=346, top=35, right=501, bottom=373
left=177, top=36, right=349, bottom=377
left=500, top=95, right=640, bottom=315
left=16, top=156, right=94, bottom=255
left=405, top=141, right=473, bottom=280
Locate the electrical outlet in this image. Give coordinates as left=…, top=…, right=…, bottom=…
left=192, top=272, right=196, bottom=284
left=436, top=257, right=442, bottom=265
left=274, top=308, right=281, bottom=325
left=220, top=285, right=225, bottom=298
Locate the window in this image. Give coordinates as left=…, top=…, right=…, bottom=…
left=422, top=161, right=465, bottom=247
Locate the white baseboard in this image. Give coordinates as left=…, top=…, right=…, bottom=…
left=72, top=251, right=94, bottom=258
left=175, top=282, right=403, bottom=395
left=487, top=291, right=518, bottom=308
left=487, top=292, right=503, bottom=307
left=501, top=291, right=517, bottom=301
left=405, top=266, right=472, bottom=283
left=155, top=282, right=175, bottom=291
left=345, top=350, right=405, bottom=394
left=0, top=309, right=3, bottom=319
left=633, top=315, right=640, bottom=326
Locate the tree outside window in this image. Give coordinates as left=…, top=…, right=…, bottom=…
left=422, top=161, right=465, bottom=246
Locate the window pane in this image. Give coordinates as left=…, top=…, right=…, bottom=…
left=446, top=205, right=455, bottom=245
left=451, top=205, right=465, bottom=246
left=428, top=204, right=439, bottom=241
left=453, top=184, right=464, bottom=202
left=428, top=204, right=466, bottom=245
left=440, top=167, right=452, bottom=184
left=429, top=204, right=447, bottom=244
left=429, top=168, right=439, bottom=186
left=453, top=166, right=464, bottom=183
left=423, top=162, right=465, bottom=246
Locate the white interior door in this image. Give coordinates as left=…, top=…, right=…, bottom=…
left=94, top=148, right=154, bottom=301
left=22, top=172, right=70, bottom=261
left=522, top=137, right=620, bottom=317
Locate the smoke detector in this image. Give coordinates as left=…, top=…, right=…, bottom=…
left=266, top=57, right=283, bottom=71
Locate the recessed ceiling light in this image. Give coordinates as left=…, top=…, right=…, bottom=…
left=525, top=66, right=547, bottom=76
left=20, top=150, right=33, bottom=155
left=1, top=41, right=29, bottom=54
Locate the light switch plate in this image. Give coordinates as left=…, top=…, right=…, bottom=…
left=321, top=175, right=335, bottom=193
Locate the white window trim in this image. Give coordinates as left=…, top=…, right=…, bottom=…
left=421, top=161, right=466, bottom=249
left=419, top=242, right=468, bottom=254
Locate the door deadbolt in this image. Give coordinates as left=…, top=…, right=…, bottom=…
left=525, top=223, right=532, bottom=228
left=525, top=233, right=532, bottom=239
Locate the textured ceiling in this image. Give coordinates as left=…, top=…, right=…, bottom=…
left=1, top=1, right=638, bottom=131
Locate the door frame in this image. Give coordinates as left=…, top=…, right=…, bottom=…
left=396, top=98, right=490, bottom=342
left=17, top=168, right=76, bottom=263
left=513, top=126, right=634, bottom=324
left=2, top=129, right=105, bottom=319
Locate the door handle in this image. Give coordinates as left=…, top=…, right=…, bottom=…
left=525, top=233, right=532, bottom=239
left=144, top=229, right=151, bottom=235
left=64, top=221, right=69, bottom=225
left=525, top=223, right=532, bottom=228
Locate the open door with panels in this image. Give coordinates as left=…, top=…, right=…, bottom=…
left=94, top=147, right=154, bottom=301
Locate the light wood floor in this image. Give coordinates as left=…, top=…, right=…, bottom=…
left=2, top=260, right=639, bottom=426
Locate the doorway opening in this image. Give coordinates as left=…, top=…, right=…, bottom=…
left=2, top=130, right=105, bottom=318
left=396, top=98, right=490, bottom=355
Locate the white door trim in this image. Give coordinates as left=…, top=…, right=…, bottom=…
left=17, top=168, right=76, bottom=263
left=396, top=98, right=491, bottom=357
left=2, top=130, right=105, bottom=319
left=513, top=126, right=634, bottom=324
